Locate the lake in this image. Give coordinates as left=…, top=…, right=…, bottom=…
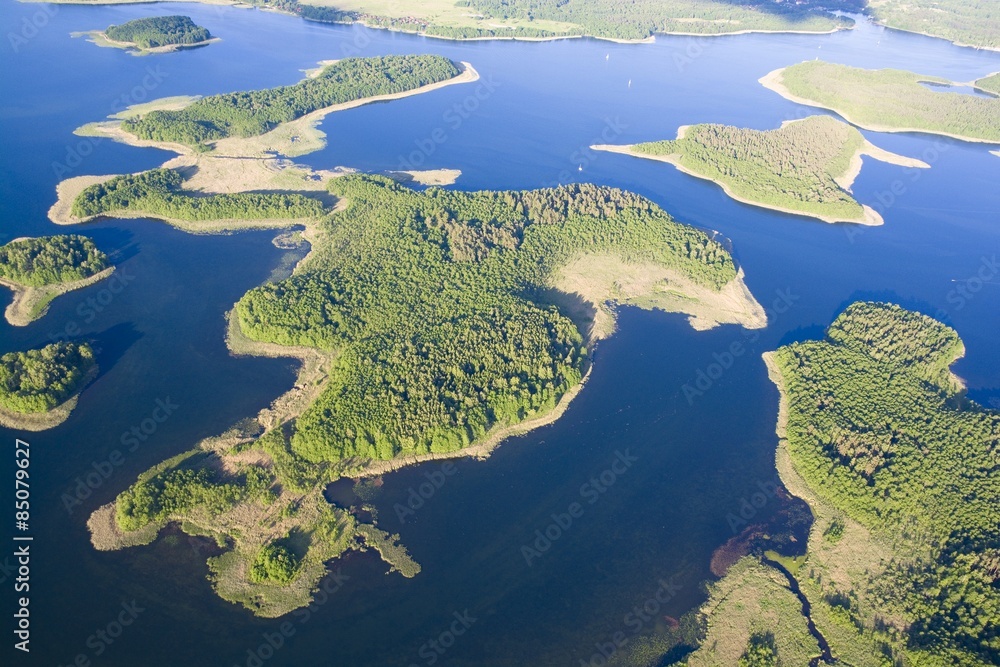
left=1, top=3, right=998, bottom=665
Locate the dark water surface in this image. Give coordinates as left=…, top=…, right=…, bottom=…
left=1, top=3, right=998, bottom=666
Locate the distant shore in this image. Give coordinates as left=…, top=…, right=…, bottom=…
left=759, top=67, right=1000, bottom=145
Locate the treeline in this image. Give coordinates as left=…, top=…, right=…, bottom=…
left=235, top=174, right=737, bottom=463
left=773, top=302, right=1000, bottom=663
left=105, top=15, right=212, bottom=49
left=0, top=235, right=109, bottom=287
left=867, top=0, right=1000, bottom=50
left=464, top=0, right=855, bottom=40
left=779, top=61, right=1000, bottom=142
left=116, top=462, right=271, bottom=532
left=977, top=72, right=1000, bottom=96
left=122, top=55, right=460, bottom=149
left=634, top=115, right=867, bottom=220
left=72, top=169, right=326, bottom=223
left=0, top=342, right=95, bottom=414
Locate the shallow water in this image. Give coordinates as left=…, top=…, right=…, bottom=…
left=1, top=4, right=998, bottom=666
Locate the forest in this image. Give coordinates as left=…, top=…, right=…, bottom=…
left=234, top=174, right=737, bottom=464
left=0, top=342, right=96, bottom=414
left=631, top=116, right=869, bottom=221
left=104, top=15, right=212, bottom=49
left=0, top=235, right=109, bottom=287
left=462, top=0, right=855, bottom=40
left=776, top=61, right=1000, bottom=143
left=866, top=0, right=1000, bottom=50
left=770, top=302, right=999, bottom=664
left=977, top=72, right=1000, bottom=96
left=121, top=55, right=460, bottom=149
left=71, top=168, right=326, bottom=223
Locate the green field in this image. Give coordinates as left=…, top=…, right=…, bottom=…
left=770, top=61, right=1000, bottom=143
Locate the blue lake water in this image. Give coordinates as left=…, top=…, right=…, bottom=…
left=1, top=3, right=998, bottom=665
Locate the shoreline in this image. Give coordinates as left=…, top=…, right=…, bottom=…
left=73, top=30, right=220, bottom=55
left=759, top=67, right=1000, bottom=145
left=1, top=267, right=115, bottom=326
left=592, top=122, right=928, bottom=226
left=0, top=365, right=99, bottom=432
left=49, top=62, right=479, bottom=232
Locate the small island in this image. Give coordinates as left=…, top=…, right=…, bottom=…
left=0, top=341, right=97, bottom=431
left=761, top=61, right=1000, bottom=144
left=623, top=303, right=999, bottom=665
left=90, top=173, right=766, bottom=617
left=75, top=15, right=217, bottom=55
left=594, top=115, right=928, bottom=225
left=0, top=235, right=114, bottom=326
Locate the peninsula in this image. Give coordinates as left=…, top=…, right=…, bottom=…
left=761, top=61, right=1000, bottom=144
left=0, top=342, right=98, bottom=431
left=75, top=15, right=217, bottom=55
left=594, top=115, right=928, bottom=225
left=976, top=72, right=1000, bottom=96
left=0, top=235, right=114, bottom=326
left=619, top=303, right=1000, bottom=665
left=89, top=172, right=766, bottom=616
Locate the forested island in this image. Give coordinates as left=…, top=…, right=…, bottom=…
left=50, top=55, right=477, bottom=233
left=0, top=235, right=114, bottom=326
left=76, top=15, right=217, bottom=55
left=614, top=303, right=1000, bottom=666
left=121, top=54, right=461, bottom=149
left=89, top=173, right=766, bottom=616
left=594, top=115, right=928, bottom=225
left=762, top=61, right=1000, bottom=144
left=0, top=342, right=97, bottom=431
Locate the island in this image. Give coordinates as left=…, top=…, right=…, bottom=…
left=761, top=61, right=1000, bottom=144
left=75, top=15, right=218, bottom=55
left=0, top=341, right=97, bottom=431
left=49, top=55, right=478, bottom=233
left=86, top=171, right=766, bottom=616
left=593, top=115, right=929, bottom=226
left=615, top=303, right=1000, bottom=666
left=0, top=235, right=114, bottom=326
